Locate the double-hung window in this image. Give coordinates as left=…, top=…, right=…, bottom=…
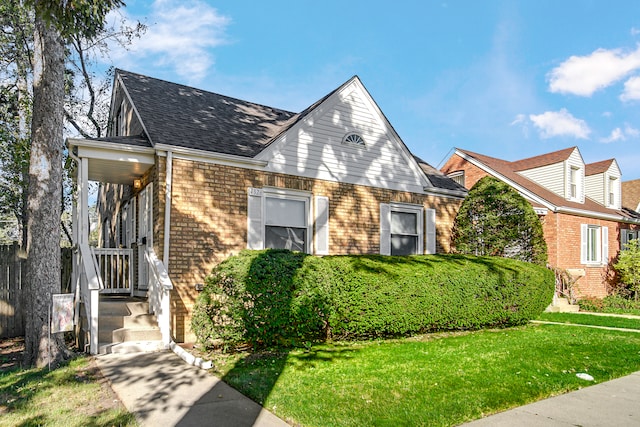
left=380, top=203, right=436, bottom=255
left=580, top=224, right=608, bottom=265
left=247, top=187, right=329, bottom=254
left=264, top=196, right=307, bottom=251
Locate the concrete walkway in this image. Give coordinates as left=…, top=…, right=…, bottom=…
left=95, top=351, right=290, bottom=427
left=461, top=371, right=640, bottom=426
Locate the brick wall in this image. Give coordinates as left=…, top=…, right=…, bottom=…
left=159, top=157, right=462, bottom=342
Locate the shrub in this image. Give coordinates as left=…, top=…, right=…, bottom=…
left=192, top=250, right=555, bottom=349
left=191, top=249, right=333, bottom=350
left=327, top=254, right=554, bottom=338
left=451, top=176, right=548, bottom=266
left=613, top=239, right=640, bottom=301
left=578, top=294, right=640, bottom=316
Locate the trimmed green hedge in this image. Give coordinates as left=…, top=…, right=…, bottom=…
left=192, top=250, right=554, bottom=349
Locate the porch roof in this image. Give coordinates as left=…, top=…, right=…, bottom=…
left=67, top=136, right=155, bottom=185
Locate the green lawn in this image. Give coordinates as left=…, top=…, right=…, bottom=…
left=212, top=322, right=640, bottom=427
left=537, top=312, right=640, bottom=330
left=0, top=355, right=136, bottom=427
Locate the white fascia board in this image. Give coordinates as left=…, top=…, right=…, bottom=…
left=455, top=149, right=556, bottom=210
left=67, top=138, right=155, bottom=163
left=154, top=143, right=268, bottom=169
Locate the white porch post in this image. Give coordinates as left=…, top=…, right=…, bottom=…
left=79, top=157, right=98, bottom=354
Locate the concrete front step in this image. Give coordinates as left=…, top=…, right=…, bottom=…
left=546, top=297, right=580, bottom=313
left=98, top=326, right=163, bottom=343
left=98, top=296, right=163, bottom=353
left=98, top=340, right=166, bottom=355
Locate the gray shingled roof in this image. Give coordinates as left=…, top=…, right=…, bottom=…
left=117, top=69, right=298, bottom=157
left=114, top=69, right=463, bottom=194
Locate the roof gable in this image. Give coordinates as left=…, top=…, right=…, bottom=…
left=511, top=146, right=580, bottom=171
left=586, top=159, right=619, bottom=177
left=256, top=76, right=432, bottom=193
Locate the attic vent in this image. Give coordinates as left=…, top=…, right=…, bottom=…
left=343, top=132, right=365, bottom=146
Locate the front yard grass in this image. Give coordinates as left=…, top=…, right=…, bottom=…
left=210, top=322, right=640, bottom=427
left=0, top=352, right=136, bottom=427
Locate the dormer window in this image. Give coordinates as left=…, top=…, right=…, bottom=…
left=608, top=176, right=617, bottom=207
left=343, top=132, right=365, bottom=146
left=570, top=166, right=578, bottom=199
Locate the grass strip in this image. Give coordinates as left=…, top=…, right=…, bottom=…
left=537, top=312, right=640, bottom=330
left=213, top=324, right=640, bottom=427
left=0, top=356, right=136, bottom=427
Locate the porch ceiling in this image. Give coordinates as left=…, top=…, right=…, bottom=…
left=86, top=157, right=154, bottom=185
left=68, top=138, right=156, bottom=185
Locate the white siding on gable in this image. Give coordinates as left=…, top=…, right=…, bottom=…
left=585, top=173, right=605, bottom=205
left=518, top=162, right=565, bottom=196
left=261, top=81, right=428, bottom=193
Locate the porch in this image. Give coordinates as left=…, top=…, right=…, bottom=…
left=68, top=137, right=174, bottom=354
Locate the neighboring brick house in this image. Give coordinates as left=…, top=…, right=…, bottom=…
left=67, top=69, right=466, bottom=343
left=622, top=179, right=640, bottom=213
left=441, top=147, right=640, bottom=300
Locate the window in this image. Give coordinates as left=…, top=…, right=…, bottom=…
left=247, top=188, right=328, bottom=254
left=621, top=229, right=640, bottom=249
left=380, top=203, right=435, bottom=255
left=391, top=211, right=419, bottom=255
left=608, top=177, right=617, bottom=207
left=569, top=166, right=579, bottom=199
left=343, top=132, right=365, bottom=146
left=580, top=224, right=608, bottom=265
left=447, top=171, right=465, bottom=187
left=265, top=197, right=307, bottom=251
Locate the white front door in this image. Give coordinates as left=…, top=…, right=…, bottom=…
left=138, top=183, right=153, bottom=293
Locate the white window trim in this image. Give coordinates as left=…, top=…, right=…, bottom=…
left=568, top=165, right=582, bottom=202
left=247, top=187, right=313, bottom=253
left=580, top=224, right=608, bottom=266
left=380, top=202, right=426, bottom=256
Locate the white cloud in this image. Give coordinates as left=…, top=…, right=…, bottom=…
left=620, top=75, right=640, bottom=101
left=632, top=27, right=640, bottom=36
left=529, top=109, right=591, bottom=139
left=547, top=46, right=640, bottom=96
left=599, top=123, right=639, bottom=143
left=107, top=1, right=231, bottom=83
left=601, top=127, right=624, bottom=143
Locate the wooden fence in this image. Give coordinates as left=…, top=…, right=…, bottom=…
left=0, top=244, right=72, bottom=339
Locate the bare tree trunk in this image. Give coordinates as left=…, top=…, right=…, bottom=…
left=23, top=13, right=67, bottom=368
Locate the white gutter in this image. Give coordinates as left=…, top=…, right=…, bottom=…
left=556, top=206, right=640, bottom=224
left=163, top=151, right=173, bottom=269
left=422, top=186, right=467, bottom=199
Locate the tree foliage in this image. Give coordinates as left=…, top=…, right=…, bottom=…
left=451, top=176, right=548, bottom=266
left=614, top=239, right=640, bottom=301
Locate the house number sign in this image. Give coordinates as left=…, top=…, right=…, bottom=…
left=249, top=187, right=263, bottom=197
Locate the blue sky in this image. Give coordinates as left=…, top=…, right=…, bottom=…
left=106, top=0, right=640, bottom=179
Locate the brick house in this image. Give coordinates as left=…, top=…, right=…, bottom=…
left=67, top=69, right=466, bottom=349
left=441, top=147, right=640, bottom=300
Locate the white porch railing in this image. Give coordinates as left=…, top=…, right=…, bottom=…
left=92, top=248, right=133, bottom=294
left=75, top=242, right=102, bottom=355
left=145, top=248, right=173, bottom=347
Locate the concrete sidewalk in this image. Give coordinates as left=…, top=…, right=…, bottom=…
left=461, top=371, right=640, bottom=426
left=95, top=350, right=290, bottom=427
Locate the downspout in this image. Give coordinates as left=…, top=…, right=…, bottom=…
left=163, top=150, right=173, bottom=268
